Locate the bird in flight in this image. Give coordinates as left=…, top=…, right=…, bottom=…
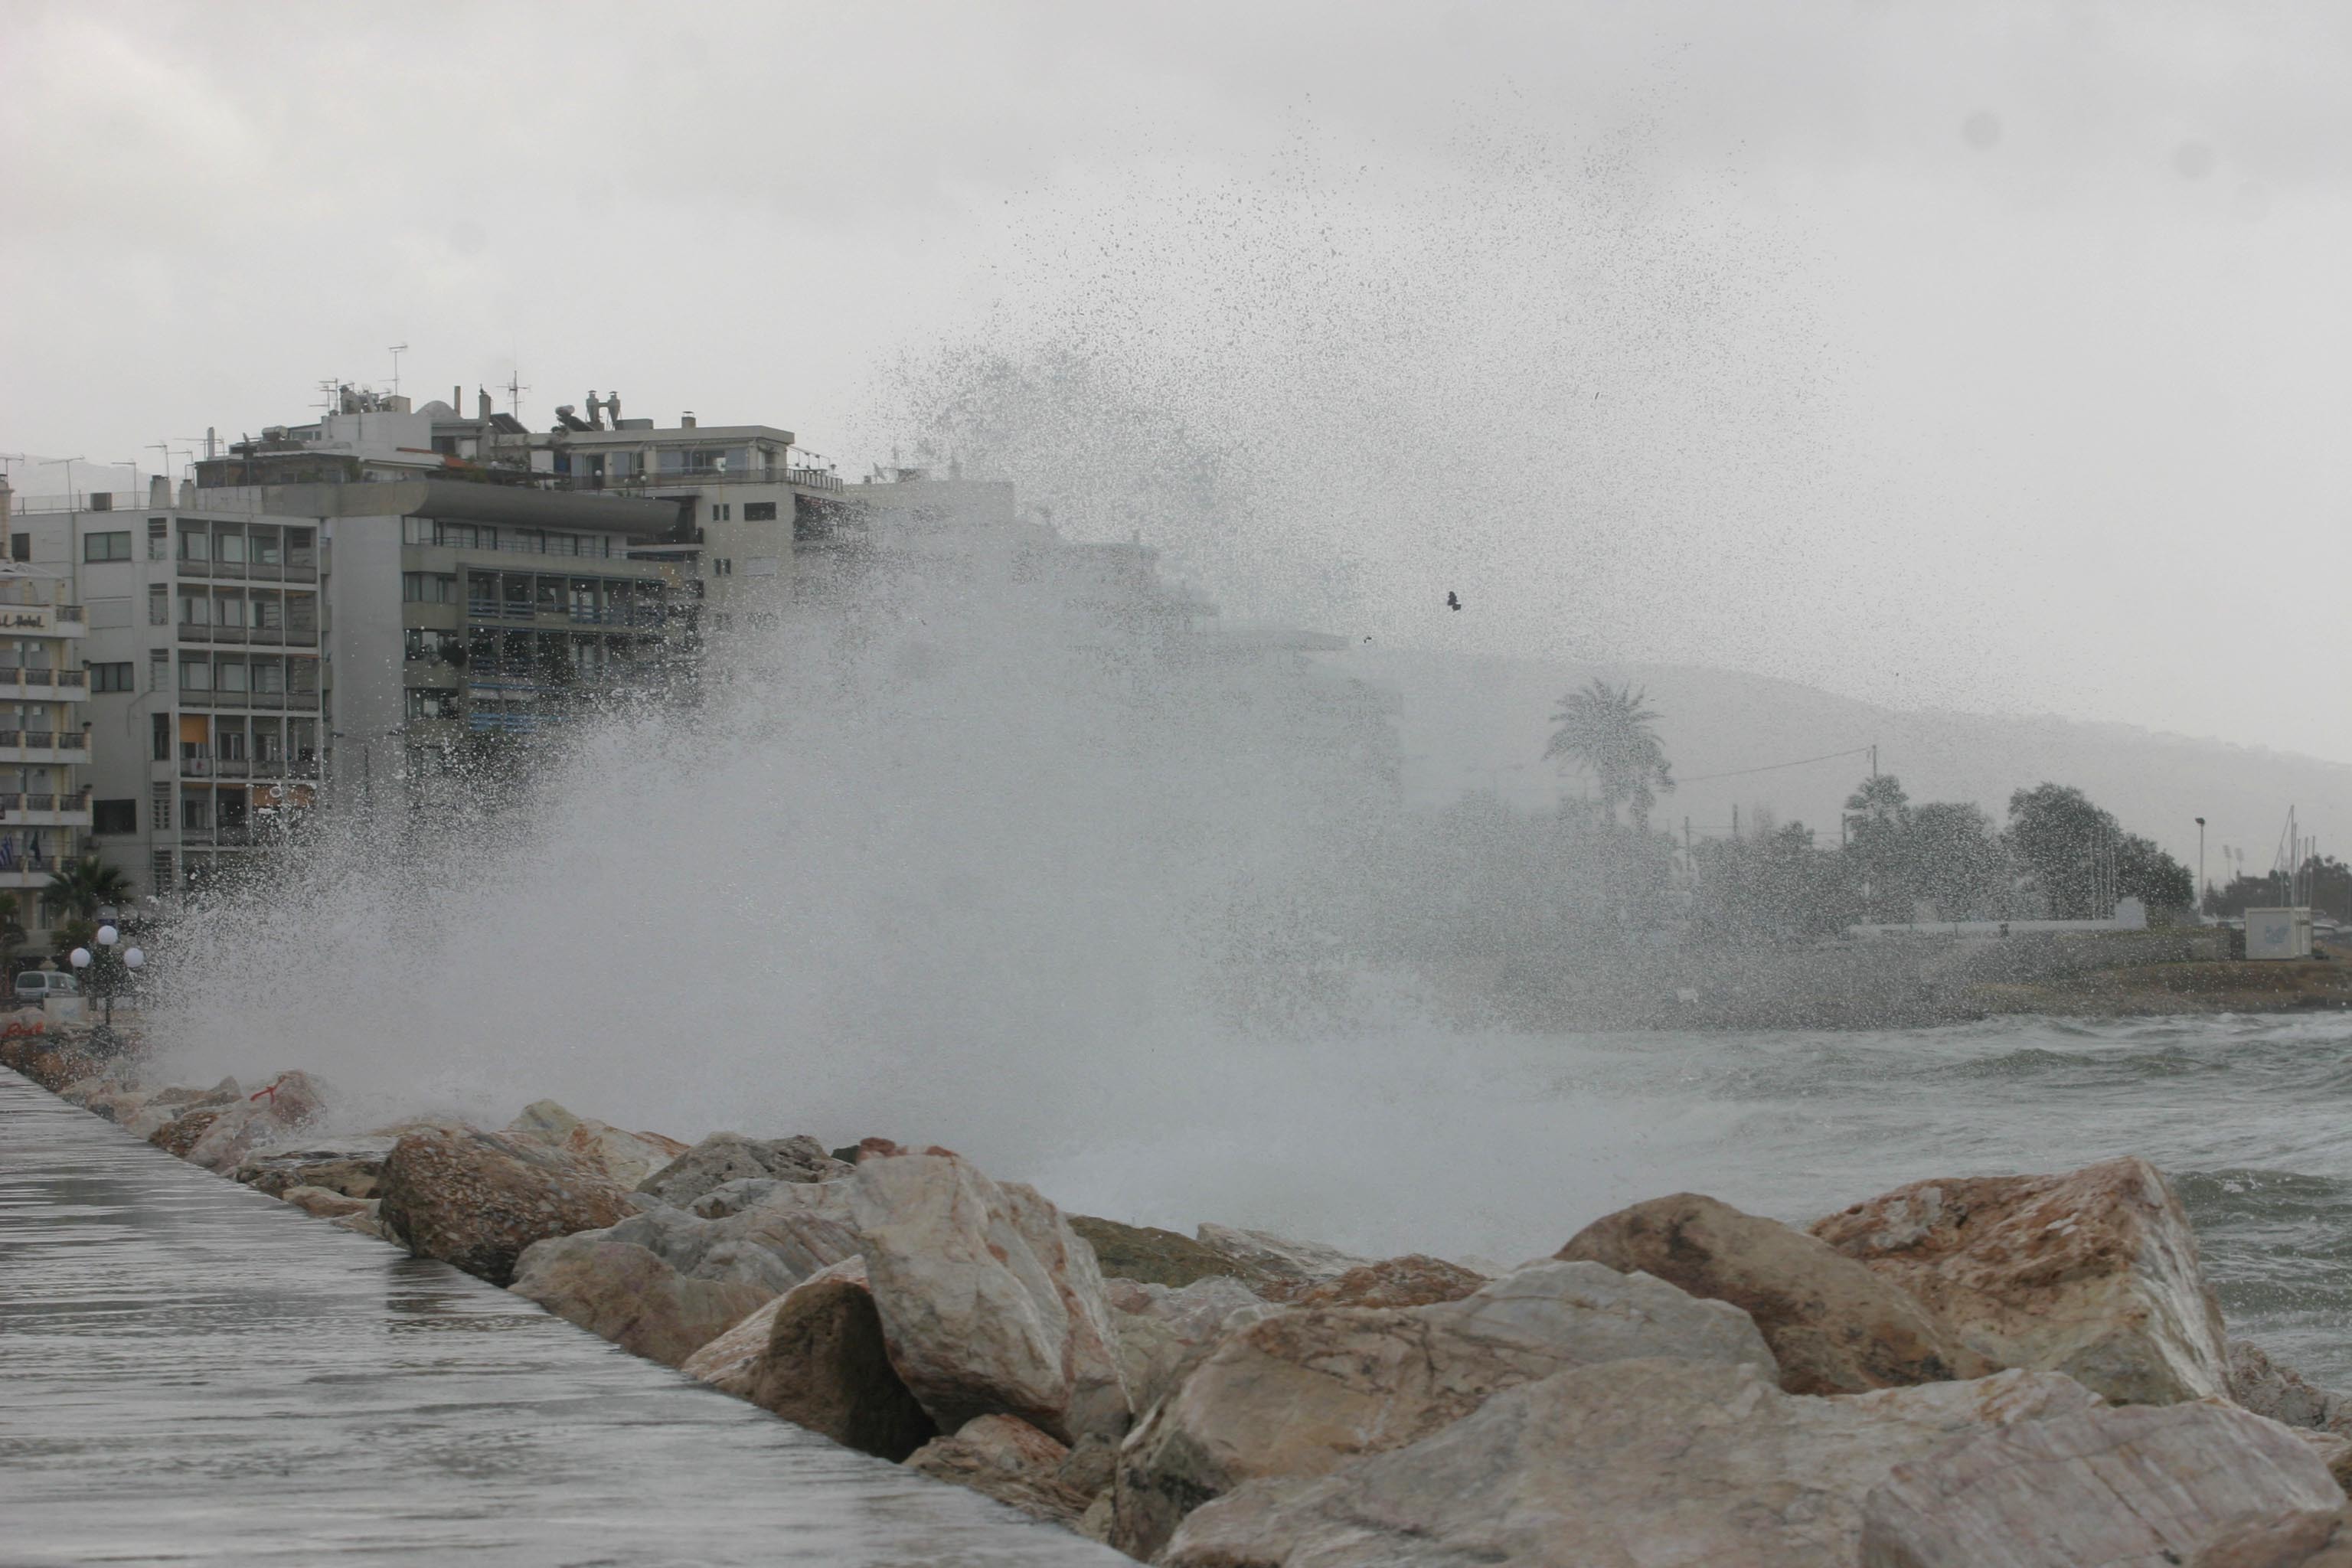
left=1446, top=590, right=1462, bottom=612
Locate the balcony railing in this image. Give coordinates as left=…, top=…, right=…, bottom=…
left=216, top=758, right=251, bottom=777
left=0, top=791, right=89, bottom=814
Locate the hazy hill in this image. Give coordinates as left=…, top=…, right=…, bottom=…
left=1345, top=648, right=2352, bottom=878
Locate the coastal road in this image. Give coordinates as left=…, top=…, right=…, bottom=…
left=0, top=1070, right=1128, bottom=1566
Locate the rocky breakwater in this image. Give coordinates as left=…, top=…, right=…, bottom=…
left=18, top=1031, right=2352, bottom=1565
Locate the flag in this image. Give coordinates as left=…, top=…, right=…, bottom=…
left=0, top=837, right=17, bottom=871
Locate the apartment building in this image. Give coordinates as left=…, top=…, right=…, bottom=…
left=0, top=541, right=92, bottom=945
left=16, top=434, right=683, bottom=897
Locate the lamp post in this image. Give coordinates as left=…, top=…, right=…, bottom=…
left=2195, top=818, right=2207, bottom=921
left=69, top=920, right=145, bottom=1032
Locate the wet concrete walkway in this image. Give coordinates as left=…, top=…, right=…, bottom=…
left=0, top=1070, right=1128, bottom=1566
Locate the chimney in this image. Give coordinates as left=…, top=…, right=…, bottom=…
left=178, top=478, right=196, bottom=508
left=479, top=389, right=494, bottom=423
left=149, top=474, right=170, bottom=506
left=453, top=384, right=462, bottom=414
left=681, top=411, right=697, bottom=429
left=0, top=476, right=11, bottom=531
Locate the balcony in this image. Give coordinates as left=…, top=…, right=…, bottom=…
left=250, top=627, right=283, bottom=645
left=0, top=667, right=88, bottom=694
left=0, top=790, right=93, bottom=828
left=0, top=854, right=67, bottom=888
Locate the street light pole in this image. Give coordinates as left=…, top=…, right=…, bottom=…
left=2196, top=817, right=2207, bottom=920
left=69, top=917, right=145, bottom=1035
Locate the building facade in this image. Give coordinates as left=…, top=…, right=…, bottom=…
left=11, top=466, right=682, bottom=897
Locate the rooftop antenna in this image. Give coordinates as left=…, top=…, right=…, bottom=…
left=313, top=379, right=338, bottom=415
left=149, top=441, right=172, bottom=478
left=40, top=456, right=83, bottom=511
left=504, top=365, right=531, bottom=422
left=388, top=343, right=408, bottom=397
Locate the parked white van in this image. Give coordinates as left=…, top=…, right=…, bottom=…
left=14, top=971, right=80, bottom=1007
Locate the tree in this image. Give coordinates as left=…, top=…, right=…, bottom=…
left=43, top=856, right=132, bottom=924
left=1843, top=774, right=1913, bottom=922
left=0, top=893, right=24, bottom=977
left=2115, top=833, right=2194, bottom=913
left=1904, top=801, right=2014, bottom=920
left=1695, top=820, right=1848, bottom=944
left=1545, top=681, right=1675, bottom=829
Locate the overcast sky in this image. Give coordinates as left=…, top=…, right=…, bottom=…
left=7, top=2, right=2350, bottom=762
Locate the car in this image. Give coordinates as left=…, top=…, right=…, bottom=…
left=13, top=971, right=81, bottom=1007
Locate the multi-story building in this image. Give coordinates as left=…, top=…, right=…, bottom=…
left=0, top=575, right=90, bottom=945
left=15, top=414, right=684, bottom=897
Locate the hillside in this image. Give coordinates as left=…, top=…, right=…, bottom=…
left=1341, top=648, right=2352, bottom=875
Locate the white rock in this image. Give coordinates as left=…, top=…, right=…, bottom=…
left=848, top=1152, right=1129, bottom=1446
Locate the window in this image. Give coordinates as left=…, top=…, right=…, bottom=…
left=404, top=628, right=458, bottom=663
left=181, top=792, right=211, bottom=831
left=147, top=518, right=168, bottom=560
left=402, top=572, right=456, bottom=603
left=250, top=529, right=281, bottom=566
left=216, top=660, right=248, bottom=694
left=83, top=531, right=130, bottom=562
left=285, top=528, right=315, bottom=568
left=289, top=718, right=317, bottom=761
left=148, top=584, right=168, bottom=626
left=151, top=850, right=173, bottom=889
left=92, top=799, right=136, bottom=835
left=217, top=726, right=247, bottom=761
left=179, top=528, right=210, bottom=562
left=252, top=596, right=283, bottom=630
left=149, top=648, right=168, bottom=692
left=9, top=534, right=26, bottom=564
left=403, top=516, right=433, bottom=545
left=709, top=502, right=732, bottom=522
left=437, top=521, right=479, bottom=550
left=87, top=596, right=130, bottom=629
left=87, top=662, right=133, bottom=693
left=743, top=501, right=777, bottom=522
left=216, top=532, right=246, bottom=564
left=178, top=657, right=211, bottom=691
left=152, top=712, right=170, bottom=762
left=403, top=689, right=457, bottom=721
left=214, top=593, right=247, bottom=628
left=251, top=660, right=283, bottom=694
left=178, top=591, right=209, bottom=626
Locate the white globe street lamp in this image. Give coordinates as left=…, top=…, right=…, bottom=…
left=80, top=922, right=136, bottom=1031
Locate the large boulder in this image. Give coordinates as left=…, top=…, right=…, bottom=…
left=376, top=1125, right=635, bottom=1286
left=905, top=1414, right=1096, bottom=1527
left=1560, top=1191, right=1993, bottom=1394
left=181, top=1072, right=330, bottom=1173
left=502, top=1099, right=689, bottom=1189
left=1860, top=1400, right=2343, bottom=1566
left=1070, top=1215, right=1246, bottom=1287
left=1194, top=1223, right=1371, bottom=1301
left=233, top=1135, right=398, bottom=1200
left=2233, top=1342, right=2352, bottom=1438
left=120, top=1079, right=240, bottom=1142
left=508, top=1233, right=773, bottom=1368
left=848, top=1152, right=1129, bottom=1447
left=1290, top=1254, right=1488, bottom=1310
left=1114, top=1259, right=1774, bottom=1561
left=603, top=1178, right=862, bottom=1295
left=1162, top=1359, right=2101, bottom=1567
left=683, top=1256, right=867, bottom=1395
left=634, top=1132, right=850, bottom=1207
left=1106, top=1276, right=1278, bottom=1418
left=1811, top=1156, right=2230, bottom=1404
left=741, top=1273, right=939, bottom=1461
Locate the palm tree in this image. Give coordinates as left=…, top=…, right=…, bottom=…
left=44, top=856, right=132, bottom=924
left=1546, top=680, right=1675, bottom=829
